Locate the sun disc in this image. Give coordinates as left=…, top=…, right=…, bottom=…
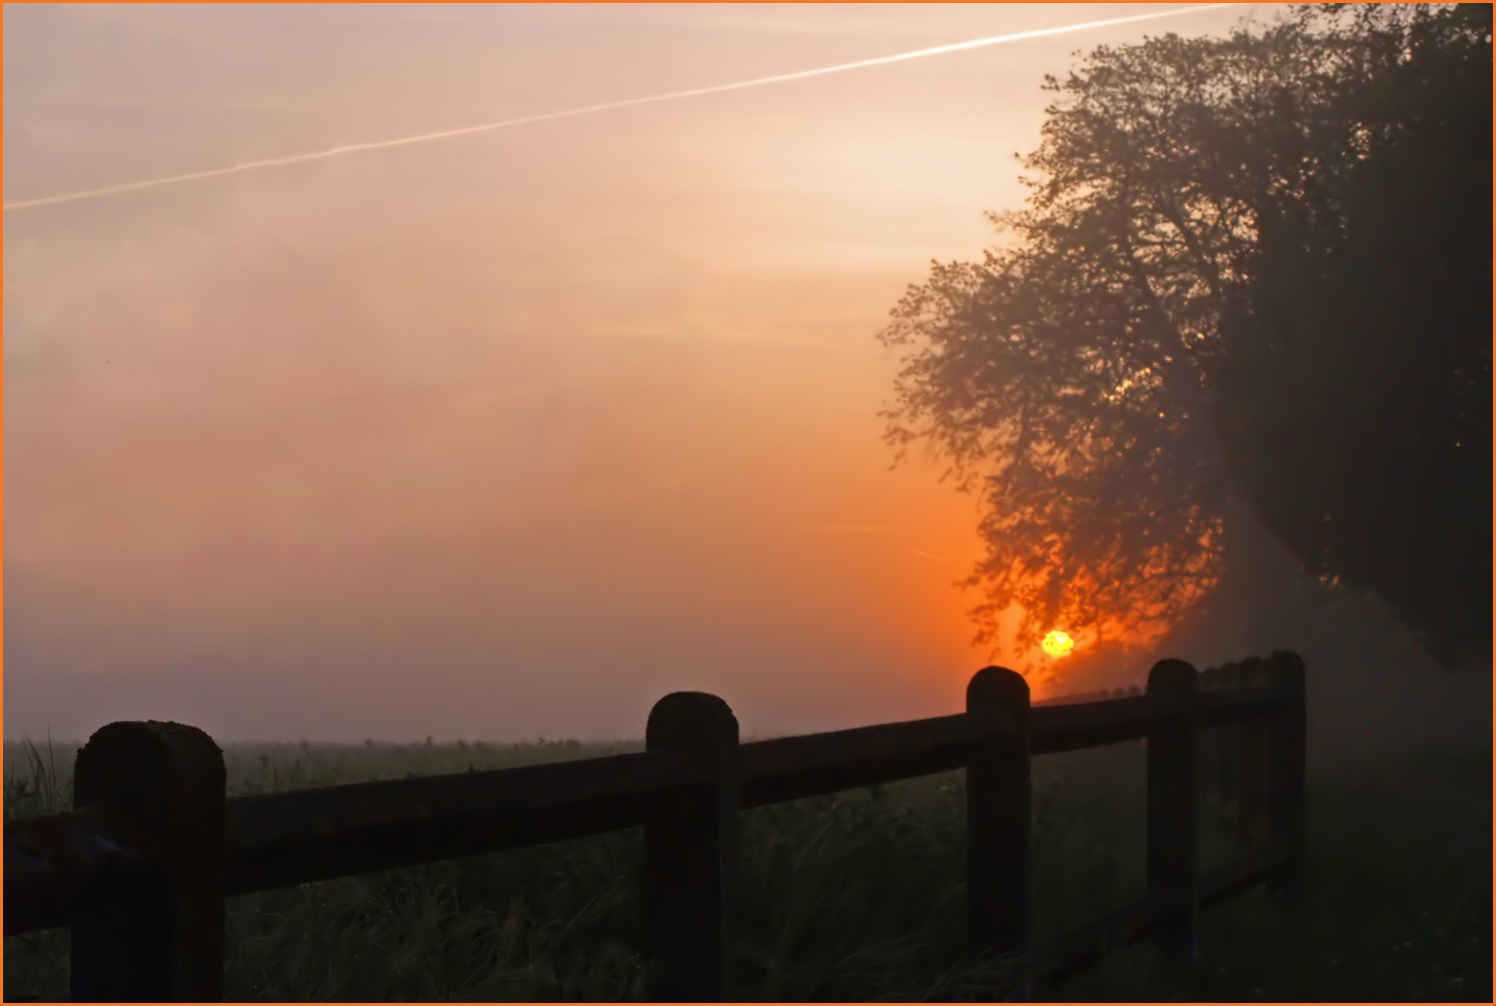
left=1041, top=630, right=1075, bottom=658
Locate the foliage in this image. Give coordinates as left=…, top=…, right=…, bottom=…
left=1214, top=3, right=1493, bottom=664
left=880, top=4, right=1491, bottom=660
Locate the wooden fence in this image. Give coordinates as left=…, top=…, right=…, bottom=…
left=4, top=651, right=1306, bottom=1002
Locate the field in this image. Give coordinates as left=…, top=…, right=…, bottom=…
left=4, top=735, right=1489, bottom=1002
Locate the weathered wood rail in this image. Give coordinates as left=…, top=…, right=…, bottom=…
left=4, top=651, right=1306, bottom=1001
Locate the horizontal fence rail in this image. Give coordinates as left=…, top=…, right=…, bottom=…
left=227, top=748, right=700, bottom=894
left=4, top=651, right=1307, bottom=1002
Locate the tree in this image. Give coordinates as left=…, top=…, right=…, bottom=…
left=1215, top=4, right=1492, bottom=664
left=880, top=5, right=1490, bottom=664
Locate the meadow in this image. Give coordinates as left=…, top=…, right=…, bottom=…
left=4, top=734, right=1488, bottom=1001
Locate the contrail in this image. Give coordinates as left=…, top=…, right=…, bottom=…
left=4, top=4, right=1244, bottom=214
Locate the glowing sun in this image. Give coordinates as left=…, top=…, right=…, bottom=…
left=1041, top=630, right=1075, bottom=658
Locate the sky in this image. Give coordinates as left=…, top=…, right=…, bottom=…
left=3, top=3, right=1289, bottom=743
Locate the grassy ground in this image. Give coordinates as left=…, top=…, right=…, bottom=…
left=4, top=736, right=1488, bottom=1001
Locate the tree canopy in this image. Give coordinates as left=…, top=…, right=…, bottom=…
left=1215, top=4, right=1492, bottom=664
left=881, top=4, right=1491, bottom=664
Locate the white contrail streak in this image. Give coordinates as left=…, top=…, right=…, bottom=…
left=3, top=4, right=1244, bottom=214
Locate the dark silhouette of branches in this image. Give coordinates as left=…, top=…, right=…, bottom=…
left=881, top=4, right=1491, bottom=662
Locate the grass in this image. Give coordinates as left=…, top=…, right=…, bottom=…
left=4, top=735, right=1489, bottom=1001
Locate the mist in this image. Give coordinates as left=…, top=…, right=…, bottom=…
left=8, top=3, right=1483, bottom=763
left=1136, top=512, right=1490, bottom=773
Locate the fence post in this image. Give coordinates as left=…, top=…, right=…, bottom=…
left=644, top=692, right=739, bottom=1002
left=1235, top=659, right=1270, bottom=843
left=70, top=721, right=226, bottom=1002
left=1196, top=666, right=1221, bottom=814
left=965, top=666, right=1031, bottom=990
left=1146, top=659, right=1201, bottom=968
left=1264, top=650, right=1307, bottom=901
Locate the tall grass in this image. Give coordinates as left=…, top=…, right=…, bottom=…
left=3, top=734, right=69, bottom=822
left=4, top=738, right=1488, bottom=1001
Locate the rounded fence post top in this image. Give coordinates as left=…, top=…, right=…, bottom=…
left=1147, top=658, right=1200, bottom=691
left=78, top=721, right=224, bottom=778
left=646, top=691, right=739, bottom=746
left=966, top=666, right=1030, bottom=704
left=74, top=720, right=225, bottom=823
left=648, top=691, right=735, bottom=717
left=83, top=720, right=222, bottom=754
left=1269, top=650, right=1306, bottom=677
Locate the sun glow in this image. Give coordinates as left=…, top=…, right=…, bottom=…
left=1040, top=630, right=1075, bottom=658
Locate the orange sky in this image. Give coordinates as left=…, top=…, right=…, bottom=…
left=3, top=3, right=1272, bottom=741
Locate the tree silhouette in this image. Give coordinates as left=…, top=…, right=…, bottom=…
left=881, top=5, right=1491, bottom=661
left=1215, top=4, right=1492, bottom=664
